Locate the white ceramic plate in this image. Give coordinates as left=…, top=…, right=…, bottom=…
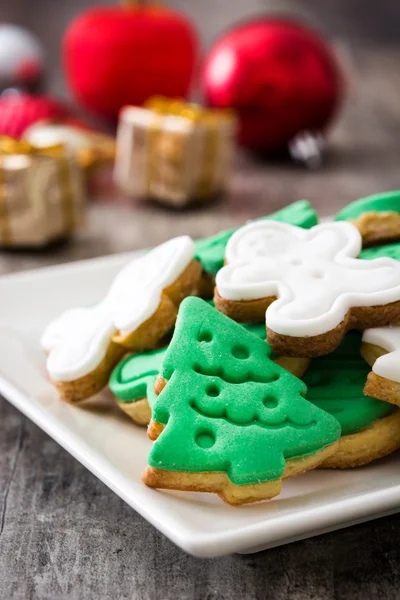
left=1, top=252, right=400, bottom=558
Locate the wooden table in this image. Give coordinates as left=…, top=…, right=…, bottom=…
left=1, top=34, right=400, bottom=600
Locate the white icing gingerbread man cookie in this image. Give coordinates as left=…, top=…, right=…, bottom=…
left=361, top=326, right=400, bottom=406
left=41, top=236, right=201, bottom=402
left=215, top=221, right=400, bottom=357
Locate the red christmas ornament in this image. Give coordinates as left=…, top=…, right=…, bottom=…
left=63, top=0, right=198, bottom=121
left=203, top=18, right=344, bottom=152
left=0, top=93, right=70, bottom=138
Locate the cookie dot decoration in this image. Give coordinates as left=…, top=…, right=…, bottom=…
left=263, top=396, right=278, bottom=408
left=205, top=383, right=220, bottom=397
left=198, top=330, right=213, bottom=343
left=143, top=297, right=340, bottom=504
left=195, top=431, right=216, bottom=448
left=215, top=221, right=400, bottom=341
left=231, top=344, right=250, bottom=359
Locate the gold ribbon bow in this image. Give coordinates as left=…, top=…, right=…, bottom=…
left=0, top=135, right=66, bottom=158
left=145, top=96, right=236, bottom=125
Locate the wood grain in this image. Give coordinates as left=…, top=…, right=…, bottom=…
left=1, top=0, right=400, bottom=597
left=1, top=399, right=400, bottom=600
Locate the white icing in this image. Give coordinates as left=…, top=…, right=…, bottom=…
left=362, top=326, right=400, bottom=383
left=41, top=236, right=194, bottom=382
left=216, top=221, right=400, bottom=337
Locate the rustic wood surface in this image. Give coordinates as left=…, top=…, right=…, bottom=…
left=2, top=1, right=400, bottom=598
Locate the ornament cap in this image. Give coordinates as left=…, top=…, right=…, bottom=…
left=288, top=131, right=324, bottom=169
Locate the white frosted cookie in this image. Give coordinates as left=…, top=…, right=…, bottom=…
left=215, top=221, right=400, bottom=357
left=362, top=326, right=400, bottom=406
left=41, top=236, right=201, bottom=402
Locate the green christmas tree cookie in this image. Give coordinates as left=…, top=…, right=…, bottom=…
left=303, top=332, right=399, bottom=468
left=194, top=200, right=318, bottom=277
left=110, top=310, right=309, bottom=426
left=335, top=191, right=400, bottom=246
left=142, top=297, right=340, bottom=505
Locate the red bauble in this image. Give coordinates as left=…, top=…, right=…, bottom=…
left=0, top=94, right=70, bottom=138
left=63, top=2, right=198, bottom=121
left=203, top=18, right=343, bottom=151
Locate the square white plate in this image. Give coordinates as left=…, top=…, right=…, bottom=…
left=1, top=252, right=400, bottom=558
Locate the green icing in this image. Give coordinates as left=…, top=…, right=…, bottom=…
left=194, top=228, right=234, bottom=275
left=304, top=332, right=394, bottom=436
left=110, top=317, right=269, bottom=405
left=110, top=346, right=167, bottom=409
left=335, top=191, right=400, bottom=221
left=194, top=200, right=318, bottom=275
left=360, top=241, right=400, bottom=261
left=263, top=199, right=319, bottom=229
left=148, top=297, right=340, bottom=485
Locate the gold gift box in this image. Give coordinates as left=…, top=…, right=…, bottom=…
left=0, top=137, right=85, bottom=248
left=114, top=97, right=237, bottom=207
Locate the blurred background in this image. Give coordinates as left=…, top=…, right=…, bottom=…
left=0, top=0, right=399, bottom=267
left=3, top=0, right=400, bottom=95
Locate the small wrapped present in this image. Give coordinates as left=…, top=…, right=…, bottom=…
left=0, top=137, right=85, bottom=248
left=114, top=97, right=237, bottom=207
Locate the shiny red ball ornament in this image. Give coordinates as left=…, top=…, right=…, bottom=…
left=0, top=93, right=70, bottom=138
left=63, top=1, right=198, bottom=121
left=203, top=18, right=344, bottom=152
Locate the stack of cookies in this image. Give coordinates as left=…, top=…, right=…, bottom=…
left=41, top=193, right=400, bottom=505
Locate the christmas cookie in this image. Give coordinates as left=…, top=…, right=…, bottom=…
left=304, top=332, right=400, bottom=468
left=359, top=241, right=400, bottom=406
left=361, top=326, right=400, bottom=408
left=194, top=200, right=318, bottom=297
left=41, top=236, right=201, bottom=403
left=142, top=298, right=340, bottom=505
left=214, top=221, right=400, bottom=357
left=336, top=191, right=400, bottom=246
left=111, top=346, right=166, bottom=425
left=110, top=314, right=309, bottom=426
